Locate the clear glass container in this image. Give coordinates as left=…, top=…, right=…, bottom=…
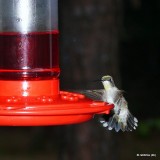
left=0, top=0, right=59, bottom=80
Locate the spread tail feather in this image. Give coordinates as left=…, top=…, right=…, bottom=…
left=99, top=112, right=138, bottom=132
left=127, top=112, right=138, bottom=131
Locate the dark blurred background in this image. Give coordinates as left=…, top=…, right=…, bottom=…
left=0, top=0, right=159, bottom=159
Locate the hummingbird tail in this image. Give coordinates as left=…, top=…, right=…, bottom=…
left=99, top=114, right=121, bottom=132
left=126, top=112, right=138, bottom=131
left=99, top=112, right=138, bottom=132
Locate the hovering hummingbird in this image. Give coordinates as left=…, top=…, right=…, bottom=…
left=80, top=75, right=138, bottom=132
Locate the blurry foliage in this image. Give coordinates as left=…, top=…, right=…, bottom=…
left=137, top=118, right=160, bottom=137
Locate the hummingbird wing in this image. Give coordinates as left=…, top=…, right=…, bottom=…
left=113, top=89, right=124, bottom=106
left=75, top=89, right=105, bottom=101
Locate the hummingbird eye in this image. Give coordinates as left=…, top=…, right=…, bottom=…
left=108, top=78, right=112, bottom=82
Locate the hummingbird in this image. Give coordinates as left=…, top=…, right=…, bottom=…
left=80, top=75, right=138, bottom=132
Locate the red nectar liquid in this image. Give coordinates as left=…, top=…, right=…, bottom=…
left=0, top=30, right=60, bottom=80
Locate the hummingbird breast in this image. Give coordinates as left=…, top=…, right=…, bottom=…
left=102, top=87, right=117, bottom=104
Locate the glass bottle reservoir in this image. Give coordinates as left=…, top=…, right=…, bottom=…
left=0, top=0, right=59, bottom=80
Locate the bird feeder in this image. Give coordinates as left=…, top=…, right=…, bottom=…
left=0, top=0, right=113, bottom=126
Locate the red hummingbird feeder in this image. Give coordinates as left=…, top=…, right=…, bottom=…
left=0, top=0, right=113, bottom=126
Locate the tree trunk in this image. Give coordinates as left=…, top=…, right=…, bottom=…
left=59, top=0, right=123, bottom=159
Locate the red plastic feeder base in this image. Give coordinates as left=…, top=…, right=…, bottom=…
left=0, top=80, right=113, bottom=126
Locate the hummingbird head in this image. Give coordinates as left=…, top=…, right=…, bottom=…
left=101, top=75, right=115, bottom=90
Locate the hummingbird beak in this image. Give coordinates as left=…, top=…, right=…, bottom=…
left=92, top=79, right=102, bottom=82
